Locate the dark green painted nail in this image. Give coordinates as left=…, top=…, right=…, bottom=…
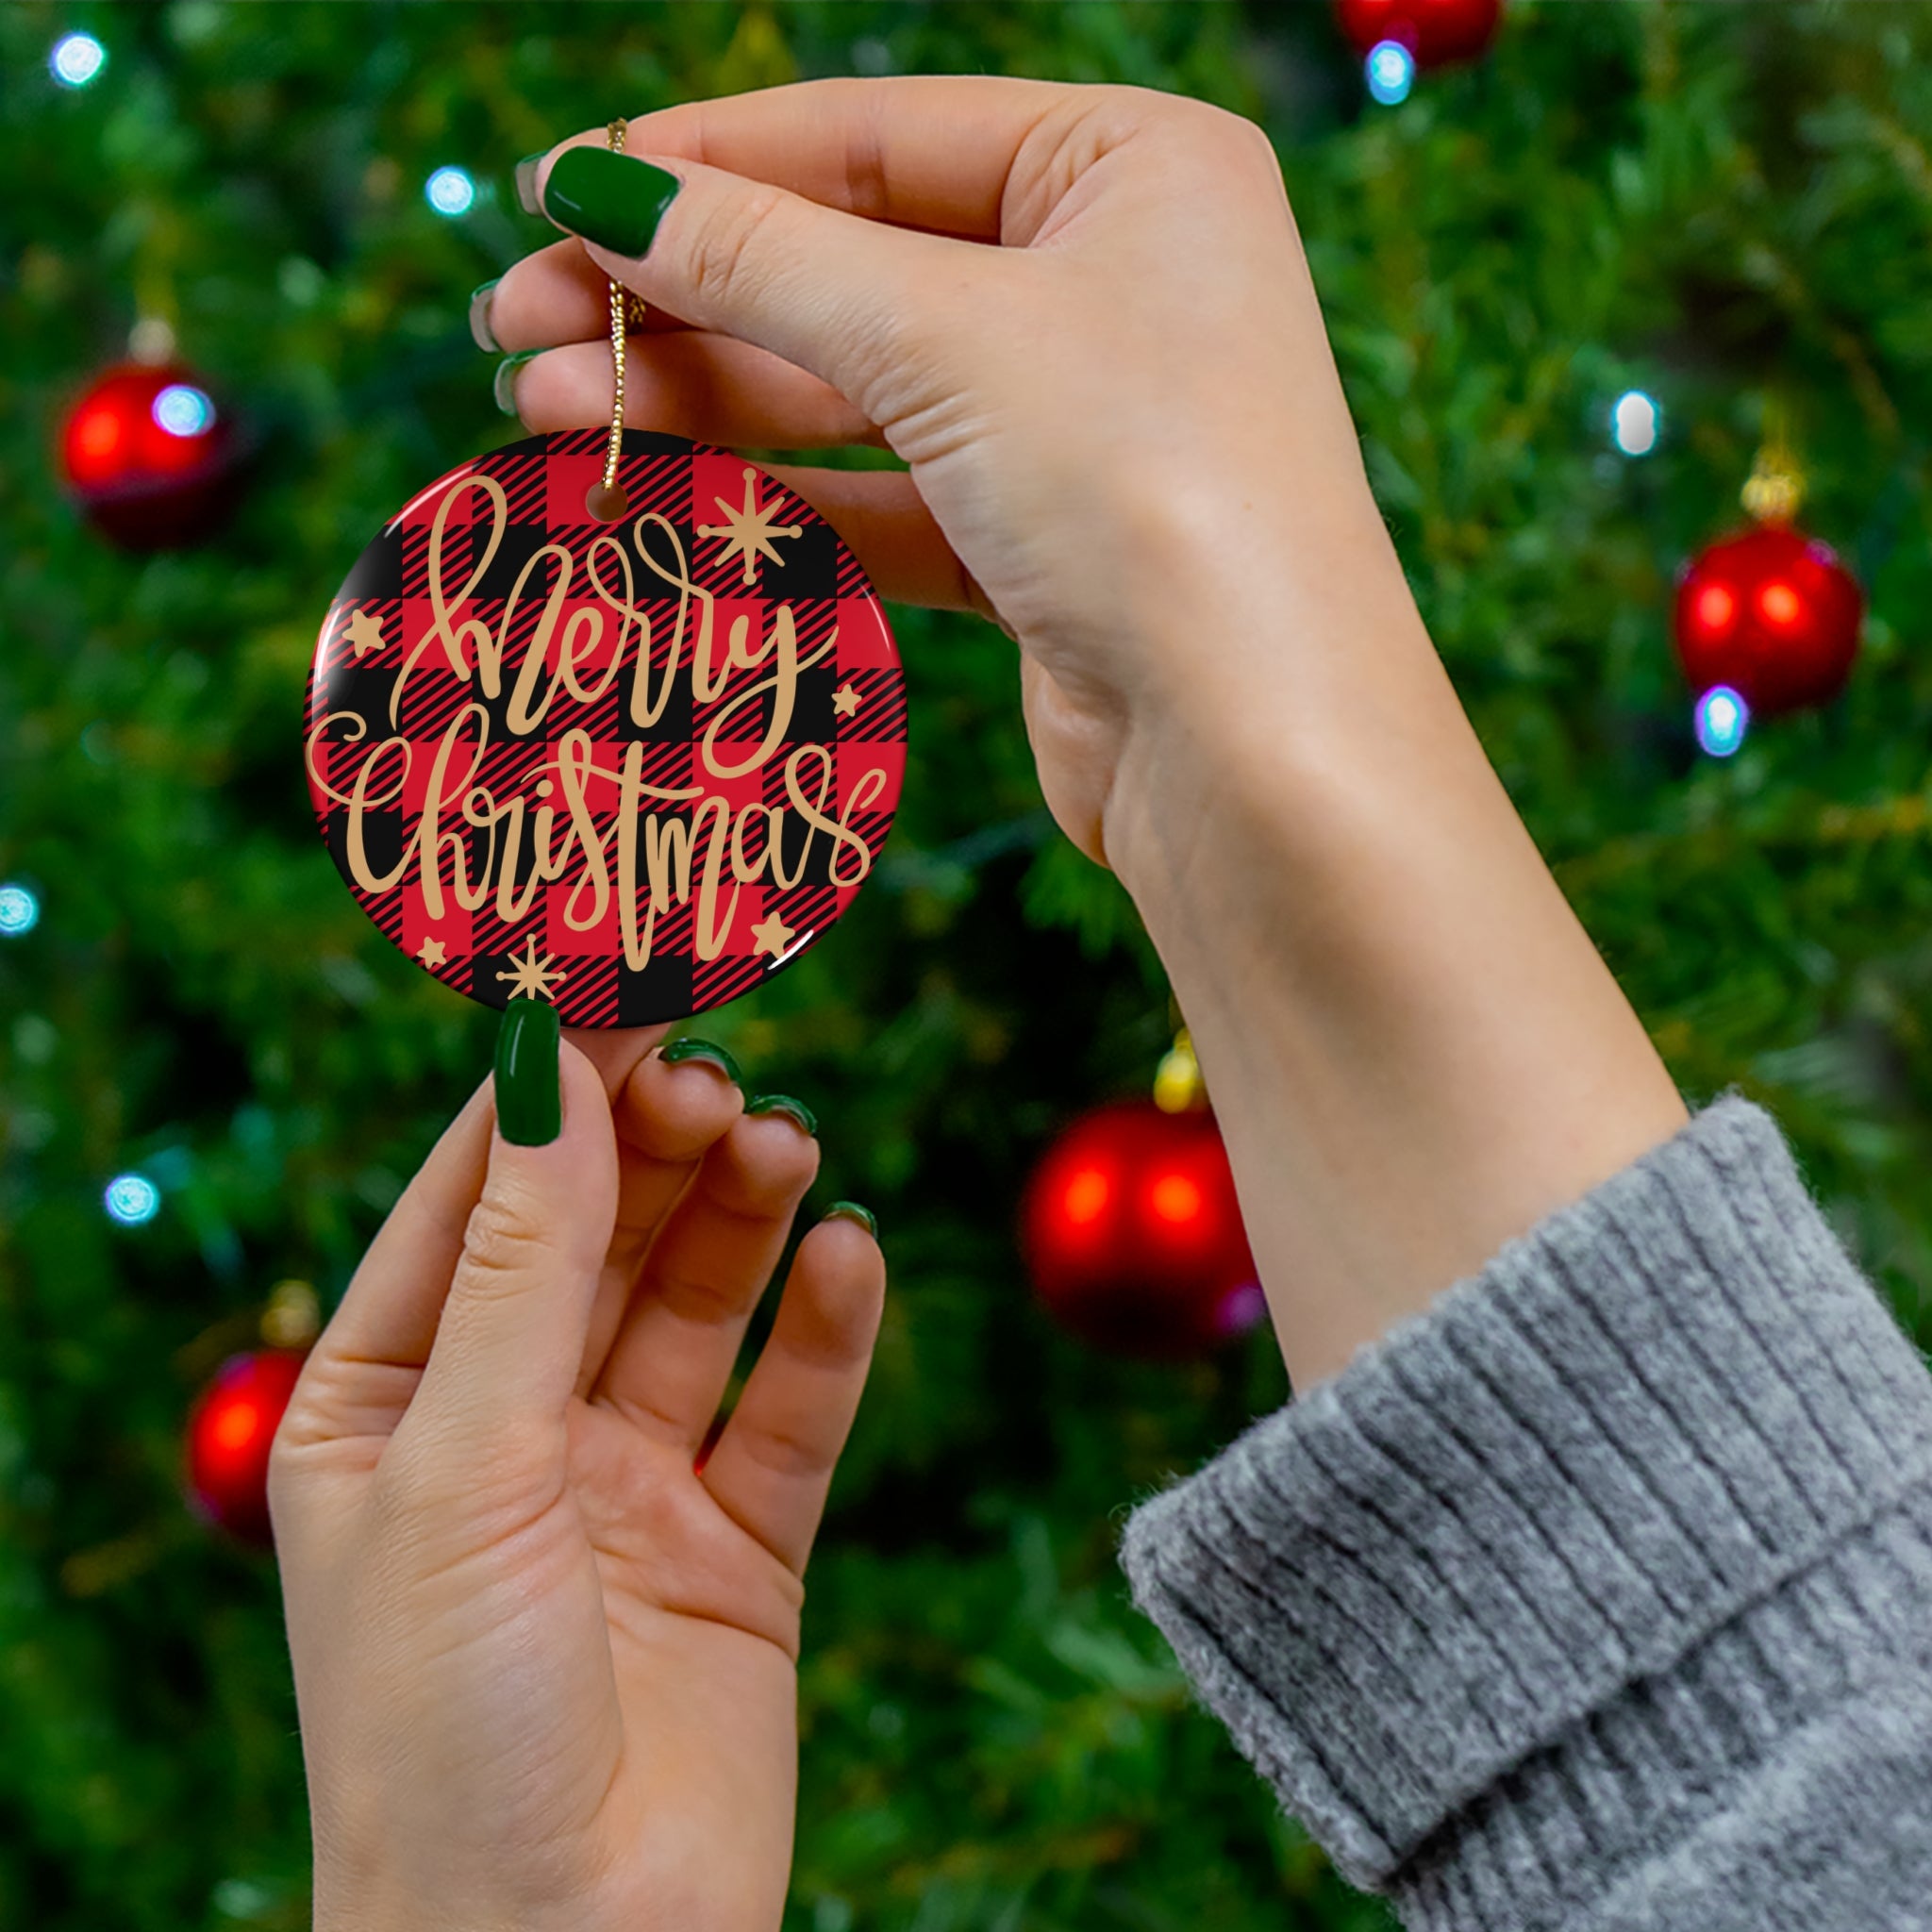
left=468, top=279, right=501, bottom=353
left=659, top=1037, right=742, bottom=1085
left=746, top=1093, right=817, bottom=1138
left=493, top=350, right=538, bottom=416
left=541, top=146, right=682, bottom=258
left=494, top=998, right=560, bottom=1146
left=824, top=1200, right=877, bottom=1238
left=513, top=152, right=546, bottom=216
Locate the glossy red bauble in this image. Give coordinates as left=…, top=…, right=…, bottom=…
left=59, top=361, right=241, bottom=549
left=1673, top=525, right=1863, bottom=718
left=1334, top=0, right=1502, bottom=66
left=184, top=1349, right=307, bottom=1545
left=1021, top=1101, right=1262, bottom=1360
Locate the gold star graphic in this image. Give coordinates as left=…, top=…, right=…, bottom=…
left=748, top=911, right=797, bottom=959
left=415, top=936, right=448, bottom=969
left=697, top=466, right=804, bottom=587
left=495, top=937, right=568, bottom=1002
left=345, top=608, right=386, bottom=658
left=831, top=682, right=860, bottom=720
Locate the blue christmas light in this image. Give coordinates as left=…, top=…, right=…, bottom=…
left=50, top=32, right=106, bottom=88
left=1366, top=40, right=1416, bottom=106
left=1611, top=390, right=1660, bottom=457
left=0, top=883, right=39, bottom=937
left=104, top=1174, right=161, bottom=1226
left=425, top=166, right=476, bottom=217
left=1694, top=685, right=1750, bottom=758
left=152, top=384, right=215, bottom=438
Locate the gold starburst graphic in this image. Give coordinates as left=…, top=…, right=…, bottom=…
left=697, top=466, right=804, bottom=587
left=495, top=937, right=568, bottom=1002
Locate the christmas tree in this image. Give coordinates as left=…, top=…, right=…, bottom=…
left=6, top=5, right=1932, bottom=1928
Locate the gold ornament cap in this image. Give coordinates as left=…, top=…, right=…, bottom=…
left=1154, top=1026, right=1207, bottom=1113
left=1741, top=402, right=1805, bottom=525
left=260, top=1278, right=322, bottom=1350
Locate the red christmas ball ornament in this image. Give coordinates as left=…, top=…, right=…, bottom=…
left=59, top=361, right=241, bottom=549
left=184, top=1348, right=307, bottom=1545
left=1021, top=1099, right=1262, bottom=1360
left=1673, top=524, right=1862, bottom=719
left=1334, top=0, right=1502, bottom=67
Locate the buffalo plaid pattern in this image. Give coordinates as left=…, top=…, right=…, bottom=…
left=307, top=430, right=906, bottom=1026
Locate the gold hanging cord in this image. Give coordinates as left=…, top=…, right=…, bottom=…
left=587, top=119, right=647, bottom=522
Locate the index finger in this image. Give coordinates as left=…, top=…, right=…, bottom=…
left=541, top=74, right=1081, bottom=242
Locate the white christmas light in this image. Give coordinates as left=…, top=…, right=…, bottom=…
left=153, top=384, right=215, bottom=438
left=105, top=1174, right=161, bottom=1226
left=0, top=883, right=40, bottom=936
left=1366, top=41, right=1416, bottom=106
left=1694, top=685, right=1749, bottom=758
left=425, top=166, right=476, bottom=217
left=1611, top=390, right=1660, bottom=457
left=50, top=32, right=106, bottom=88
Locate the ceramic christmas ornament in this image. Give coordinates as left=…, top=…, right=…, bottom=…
left=305, top=126, right=906, bottom=1028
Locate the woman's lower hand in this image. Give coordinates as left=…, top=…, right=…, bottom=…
left=271, top=1023, right=883, bottom=1932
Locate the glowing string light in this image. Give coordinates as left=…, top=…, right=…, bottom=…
left=1611, top=390, right=1660, bottom=457
left=152, top=384, right=215, bottom=438
left=50, top=32, right=106, bottom=88
left=0, top=883, right=40, bottom=936
left=1366, top=40, right=1416, bottom=106
left=105, top=1174, right=162, bottom=1226
left=1694, top=685, right=1750, bottom=759
left=425, top=166, right=476, bottom=217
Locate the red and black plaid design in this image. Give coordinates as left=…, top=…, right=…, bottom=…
left=307, top=430, right=906, bottom=1026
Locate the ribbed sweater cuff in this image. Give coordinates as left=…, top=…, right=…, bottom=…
left=1120, top=1095, right=1932, bottom=1916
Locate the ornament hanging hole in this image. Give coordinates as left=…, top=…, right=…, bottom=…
left=586, top=480, right=629, bottom=523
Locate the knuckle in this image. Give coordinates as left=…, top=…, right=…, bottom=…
left=685, top=182, right=791, bottom=311
left=736, top=1416, right=825, bottom=1483
left=651, top=1257, right=753, bottom=1326
left=456, top=1191, right=547, bottom=1295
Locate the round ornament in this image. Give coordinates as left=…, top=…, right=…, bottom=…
left=1673, top=524, right=1862, bottom=718
left=60, top=360, right=241, bottom=549
left=306, top=429, right=906, bottom=1027
left=185, top=1348, right=307, bottom=1545
left=1334, top=0, right=1502, bottom=67
left=1021, top=1100, right=1263, bottom=1360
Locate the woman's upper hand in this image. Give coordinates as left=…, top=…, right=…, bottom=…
left=270, top=1026, right=884, bottom=1932
left=483, top=77, right=1410, bottom=881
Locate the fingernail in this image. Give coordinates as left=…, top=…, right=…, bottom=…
left=824, top=1200, right=877, bottom=1238
left=659, top=1037, right=742, bottom=1085
left=493, top=350, right=539, bottom=417
left=468, top=279, right=501, bottom=353
left=541, top=146, right=682, bottom=258
left=494, top=998, right=561, bottom=1146
left=514, top=152, right=546, bottom=216
left=746, top=1093, right=817, bottom=1138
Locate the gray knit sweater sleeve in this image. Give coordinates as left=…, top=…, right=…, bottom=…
left=1119, top=1096, right=1932, bottom=1930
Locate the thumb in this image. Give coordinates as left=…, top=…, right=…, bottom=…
left=531, top=142, right=980, bottom=420
left=408, top=1005, right=618, bottom=1447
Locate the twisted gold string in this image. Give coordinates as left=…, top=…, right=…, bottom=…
left=591, top=118, right=647, bottom=519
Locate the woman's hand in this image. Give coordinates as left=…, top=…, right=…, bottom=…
left=271, top=1026, right=883, bottom=1932
left=484, top=78, right=1686, bottom=1390
left=484, top=75, right=1395, bottom=878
